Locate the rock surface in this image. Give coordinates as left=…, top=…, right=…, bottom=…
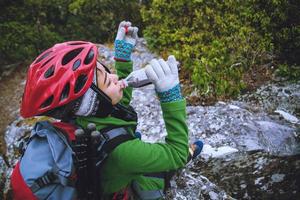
left=1, top=38, right=299, bottom=199
left=0, top=156, right=7, bottom=199
left=239, top=81, right=300, bottom=117
left=170, top=151, right=300, bottom=200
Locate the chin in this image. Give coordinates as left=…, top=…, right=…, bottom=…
left=117, top=96, right=123, bottom=103
left=112, top=96, right=123, bottom=105
left=119, top=91, right=123, bottom=99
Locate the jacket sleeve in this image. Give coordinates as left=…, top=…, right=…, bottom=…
left=115, top=61, right=133, bottom=106
left=106, top=99, right=189, bottom=174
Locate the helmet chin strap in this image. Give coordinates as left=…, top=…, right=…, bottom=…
left=90, top=83, right=137, bottom=122
left=90, top=83, right=114, bottom=118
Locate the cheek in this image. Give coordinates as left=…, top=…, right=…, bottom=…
left=105, top=87, right=123, bottom=105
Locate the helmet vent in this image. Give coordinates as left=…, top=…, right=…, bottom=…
left=35, top=51, right=51, bottom=64
left=44, top=65, right=55, bottom=78
left=72, top=59, right=81, bottom=71
left=68, top=42, right=87, bottom=45
left=84, top=49, right=95, bottom=65
left=74, top=74, right=88, bottom=93
left=41, top=56, right=55, bottom=68
left=60, top=83, right=70, bottom=101
left=62, top=48, right=84, bottom=65
left=40, top=95, right=54, bottom=108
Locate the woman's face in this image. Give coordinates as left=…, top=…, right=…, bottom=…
left=96, top=62, right=124, bottom=105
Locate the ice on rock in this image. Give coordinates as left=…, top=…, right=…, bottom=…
left=202, top=144, right=239, bottom=158
left=271, top=174, right=285, bottom=183
left=254, top=177, right=264, bottom=185
left=228, top=104, right=241, bottom=110
left=274, top=110, right=299, bottom=124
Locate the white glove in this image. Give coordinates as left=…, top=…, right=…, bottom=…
left=145, top=55, right=179, bottom=93
left=115, top=21, right=139, bottom=46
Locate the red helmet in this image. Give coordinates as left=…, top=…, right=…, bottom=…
left=21, top=41, right=98, bottom=118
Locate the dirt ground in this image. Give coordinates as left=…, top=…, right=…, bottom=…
left=0, top=64, right=27, bottom=156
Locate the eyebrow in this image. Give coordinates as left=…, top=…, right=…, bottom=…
left=96, top=65, right=107, bottom=86
left=96, top=63, right=111, bottom=87
left=107, top=77, right=111, bottom=87
left=103, top=71, right=112, bottom=87
left=104, top=72, right=107, bottom=86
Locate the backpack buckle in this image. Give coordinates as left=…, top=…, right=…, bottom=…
left=30, top=172, right=58, bottom=193
left=37, top=172, right=56, bottom=186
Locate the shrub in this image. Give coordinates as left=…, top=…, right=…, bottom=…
left=141, top=0, right=299, bottom=99
left=248, top=0, right=300, bottom=66
left=0, top=0, right=144, bottom=65
left=276, top=63, right=300, bottom=81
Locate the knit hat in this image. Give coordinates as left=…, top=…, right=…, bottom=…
left=74, top=70, right=100, bottom=116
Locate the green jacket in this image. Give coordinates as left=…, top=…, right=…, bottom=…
left=76, top=61, right=189, bottom=196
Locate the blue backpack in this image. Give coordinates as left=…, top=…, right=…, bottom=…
left=11, top=121, right=134, bottom=200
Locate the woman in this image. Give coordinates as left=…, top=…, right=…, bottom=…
left=11, top=21, right=202, bottom=200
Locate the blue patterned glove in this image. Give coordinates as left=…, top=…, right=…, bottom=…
left=157, top=84, right=183, bottom=103
left=114, top=21, right=138, bottom=62
left=114, top=40, right=134, bottom=61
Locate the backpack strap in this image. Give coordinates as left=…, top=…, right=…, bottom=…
left=94, top=127, right=134, bottom=167
left=30, top=169, right=75, bottom=193
left=131, top=181, right=165, bottom=200
left=74, top=126, right=134, bottom=199
left=95, top=127, right=134, bottom=199
left=102, top=127, right=134, bottom=154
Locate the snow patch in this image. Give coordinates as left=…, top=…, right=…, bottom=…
left=202, top=144, right=239, bottom=158
left=255, top=177, right=264, bottom=185
left=228, top=104, right=240, bottom=110
left=209, top=191, right=218, bottom=200
left=274, top=110, right=299, bottom=124
left=271, top=174, right=285, bottom=183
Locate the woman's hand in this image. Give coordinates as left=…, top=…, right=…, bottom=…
left=114, top=21, right=139, bottom=62
left=145, top=56, right=183, bottom=103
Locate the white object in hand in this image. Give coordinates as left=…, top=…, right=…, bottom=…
left=122, top=68, right=152, bottom=88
